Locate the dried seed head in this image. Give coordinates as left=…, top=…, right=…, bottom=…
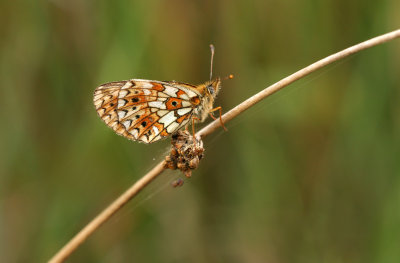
left=189, top=157, right=200, bottom=169
left=165, top=130, right=205, bottom=179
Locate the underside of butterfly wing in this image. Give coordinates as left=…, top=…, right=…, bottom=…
left=94, top=79, right=200, bottom=143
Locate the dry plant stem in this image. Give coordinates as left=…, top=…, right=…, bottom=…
left=198, top=29, right=400, bottom=138
left=49, top=29, right=400, bottom=263
left=48, top=161, right=166, bottom=263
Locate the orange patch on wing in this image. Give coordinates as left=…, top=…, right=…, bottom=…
left=190, top=96, right=201, bottom=105
left=133, top=113, right=159, bottom=136
left=152, top=122, right=164, bottom=133
left=150, top=82, right=165, bottom=91
left=165, top=98, right=183, bottom=110
left=160, top=129, right=169, bottom=137
left=119, top=102, right=148, bottom=113
left=176, top=90, right=186, bottom=98
left=124, top=95, right=156, bottom=107
left=176, top=114, right=189, bottom=123
left=127, top=108, right=151, bottom=129
left=130, top=89, right=157, bottom=96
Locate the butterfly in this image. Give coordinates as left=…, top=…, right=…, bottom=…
left=93, top=45, right=231, bottom=144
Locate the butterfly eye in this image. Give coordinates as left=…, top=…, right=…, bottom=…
left=207, top=85, right=214, bottom=95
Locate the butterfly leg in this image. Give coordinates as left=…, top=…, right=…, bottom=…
left=191, top=117, right=201, bottom=140
left=209, top=106, right=227, bottom=131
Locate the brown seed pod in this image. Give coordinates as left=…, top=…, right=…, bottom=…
left=165, top=130, right=204, bottom=179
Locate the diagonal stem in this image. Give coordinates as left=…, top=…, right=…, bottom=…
left=197, top=29, right=400, bottom=138
left=48, top=28, right=400, bottom=263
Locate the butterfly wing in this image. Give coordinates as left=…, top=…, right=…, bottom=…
left=93, top=79, right=200, bottom=143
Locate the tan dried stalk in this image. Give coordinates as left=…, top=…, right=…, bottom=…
left=49, top=29, right=400, bottom=263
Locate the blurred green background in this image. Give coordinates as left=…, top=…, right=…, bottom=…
left=1, top=0, right=400, bottom=262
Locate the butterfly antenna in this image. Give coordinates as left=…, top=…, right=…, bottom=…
left=209, top=44, right=215, bottom=81
left=224, top=74, right=234, bottom=80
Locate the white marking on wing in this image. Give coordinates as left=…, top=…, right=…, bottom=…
left=94, top=100, right=102, bottom=109
left=158, top=111, right=176, bottom=125
left=182, top=101, right=191, bottom=107
left=163, top=86, right=179, bottom=97
left=152, top=126, right=159, bottom=135
left=119, top=90, right=128, bottom=98
left=179, top=93, right=190, bottom=100
left=181, top=87, right=197, bottom=97
left=109, top=121, right=118, bottom=129
left=102, top=115, right=111, bottom=123
left=148, top=101, right=166, bottom=109
left=118, top=110, right=127, bottom=119
left=123, top=120, right=132, bottom=129
left=140, top=82, right=153, bottom=89
left=177, top=108, right=192, bottom=116
left=143, top=89, right=151, bottom=95
left=97, top=108, right=105, bottom=115
left=130, top=129, right=139, bottom=139
left=158, top=92, right=168, bottom=98
left=140, top=135, right=149, bottom=143
left=166, top=122, right=179, bottom=133
left=94, top=94, right=103, bottom=101
left=122, top=82, right=132, bottom=89
left=103, top=95, right=112, bottom=101
left=118, top=99, right=127, bottom=107
left=156, top=110, right=169, bottom=117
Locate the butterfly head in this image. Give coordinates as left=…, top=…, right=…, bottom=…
left=205, top=77, right=221, bottom=98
